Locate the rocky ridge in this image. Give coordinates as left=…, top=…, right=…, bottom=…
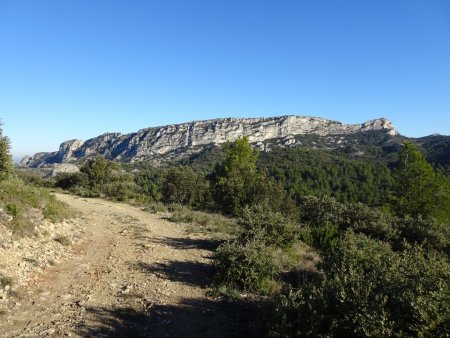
left=21, top=115, right=397, bottom=167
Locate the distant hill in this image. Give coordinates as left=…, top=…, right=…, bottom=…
left=20, top=115, right=401, bottom=167
left=19, top=115, right=449, bottom=169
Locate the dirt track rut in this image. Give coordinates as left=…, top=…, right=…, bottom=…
left=0, top=194, right=251, bottom=337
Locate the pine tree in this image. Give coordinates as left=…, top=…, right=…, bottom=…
left=210, top=137, right=259, bottom=215
left=0, top=122, right=13, bottom=180
left=392, top=142, right=450, bottom=222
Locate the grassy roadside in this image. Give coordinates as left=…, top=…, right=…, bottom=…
left=0, top=177, right=73, bottom=237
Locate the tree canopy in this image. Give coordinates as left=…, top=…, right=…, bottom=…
left=392, top=142, right=450, bottom=222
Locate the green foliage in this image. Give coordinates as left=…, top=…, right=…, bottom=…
left=54, top=172, right=86, bottom=190
left=6, top=203, right=18, bottom=217
left=300, top=222, right=340, bottom=252
left=210, top=137, right=296, bottom=217
left=214, top=237, right=278, bottom=293
left=238, top=204, right=298, bottom=247
left=299, top=196, right=397, bottom=246
left=56, top=157, right=148, bottom=203
left=102, top=180, right=141, bottom=202
left=259, top=147, right=396, bottom=205
left=394, top=215, right=450, bottom=253
left=134, top=168, right=163, bottom=201
left=391, top=142, right=450, bottom=222
left=145, top=202, right=168, bottom=213
left=167, top=204, right=237, bottom=237
left=213, top=205, right=302, bottom=295
left=0, top=178, right=73, bottom=236
left=270, top=232, right=450, bottom=338
left=43, top=194, right=74, bottom=222
left=16, top=169, right=55, bottom=188
left=162, top=166, right=211, bottom=208
left=0, top=123, right=13, bottom=181
left=210, top=137, right=260, bottom=215
left=80, top=155, right=116, bottom=188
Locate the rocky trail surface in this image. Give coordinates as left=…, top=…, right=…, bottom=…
left=0, top=194, right=253, bottom=337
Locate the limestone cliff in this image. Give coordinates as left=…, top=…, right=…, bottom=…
left=20, top=115, right=397, bottom=167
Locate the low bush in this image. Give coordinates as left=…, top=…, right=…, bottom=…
left=299, top=222, right=340, bottom=252
left=238, top=204, right=298, bottom=247
left=54, top=172, right=86, bottom=190
left=214, top=237, right=278, bottom=294
left=17, top=169, right=55, bottom=188
left=168, top=204, right=237, bottom=236
left=270, top=232, right=450, bottom=337
left=43, top=194, right=73, bottom=222
left=145, top=202, right=168, bottom=214
left=394, top=215, right=450, bottom=252
left=0, top=178, right=73, bottom=236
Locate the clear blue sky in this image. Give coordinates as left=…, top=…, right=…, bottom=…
left=1, top=0, right=449, bottom=161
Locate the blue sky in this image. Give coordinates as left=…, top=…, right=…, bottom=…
left=1, top=0, right=449, bottom=160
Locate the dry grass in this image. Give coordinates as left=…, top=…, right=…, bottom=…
left=0, top=178, right=74, bottom=237
left=167, top=204, right=238, bottom=238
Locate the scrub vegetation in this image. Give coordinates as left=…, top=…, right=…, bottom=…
left=16, top=132, right=450, bottom=337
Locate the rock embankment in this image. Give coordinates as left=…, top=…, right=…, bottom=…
left=0, top=214, right=85, bottom=310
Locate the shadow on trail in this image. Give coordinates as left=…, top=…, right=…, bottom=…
left=134, top=260, right=214, bottom=288
left=75, top=230, right=260, bottom=337
left=147, top=236, right=223, bottom=251
left=75, top=306, right=150, bottom=338
left=75, top=297, right=259, bottom=338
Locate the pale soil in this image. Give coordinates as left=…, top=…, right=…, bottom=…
left=0, top=194, right=254, bottom=338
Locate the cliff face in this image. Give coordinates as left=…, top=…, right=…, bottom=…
left=20, top=115, right=397, bottom=167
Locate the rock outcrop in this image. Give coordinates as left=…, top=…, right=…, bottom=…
left=20, top=115, right=397, bottom=167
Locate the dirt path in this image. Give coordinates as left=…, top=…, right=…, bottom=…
left=0, top=194, right=252, bottom=338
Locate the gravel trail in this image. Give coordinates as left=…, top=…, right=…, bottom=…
left=0, top=194, right=250, bottom=337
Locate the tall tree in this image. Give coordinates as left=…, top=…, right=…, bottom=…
left=392, top=142, right=450, bottom=222
left=0, top=122, right=13, bottom=180
left=80, top=155, right=115, bottom=188
left=210, top=137, right=260, bottom=215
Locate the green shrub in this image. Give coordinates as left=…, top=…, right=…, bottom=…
left=0, top=178, right=73, bottom=236
left=145, top=202, right=168, bottom=213
left=299, top=195, right=346, bottom=228
left=270, top=232, right=450, bottom=337
left=214, top=237, right=278, bottom=293
left=6, top=203, right=18, bottom=216
left=299, top=196, right=398, bottom=248
left=394, top=215, right=450, bottom=252
left=9, top=212, right=35, bottom=237
left=168, top=204, right=237, bottom=236
left=102, top=180, right=141, bottom=202
left=43, top=194, right=73, bottom=222
left=162, top=166, right=212, bottom=209
left=70, top=186, right=100, bottom=198
left=54, top=172, right=86, bottom=190
left=300, top=222, right=340, bottom=252
left=238, top=204, right=298, bottom=247
left=134, top=168, right=163, bottom=202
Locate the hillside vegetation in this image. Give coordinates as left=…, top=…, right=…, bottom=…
left=46, top=135, right=450, bottom=337
left=0, top=126, right=71, bottom=237
left=0, top=125, right=76, bottom=299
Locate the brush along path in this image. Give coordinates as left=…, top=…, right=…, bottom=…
left=0, top=193, right=250, bottom=337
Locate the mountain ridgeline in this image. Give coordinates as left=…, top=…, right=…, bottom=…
left=21, top=115, right=402, bottom=167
